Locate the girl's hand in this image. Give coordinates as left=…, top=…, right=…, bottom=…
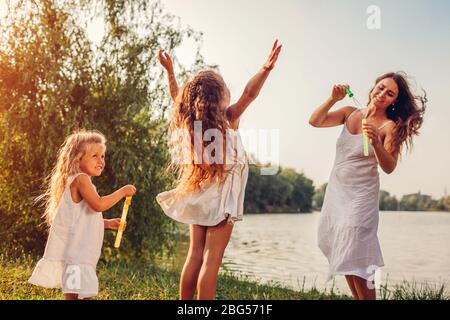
left=158, top=49, right=174, bottom=73
left=121, top=185, right=136, bottom=197
left=104, top=218, right=124, bottom=230
left=263, top=40, right=282, bottom=71
left=331, top=85, right=349, bottom=102
left=363, top=122, right=382, bottom=146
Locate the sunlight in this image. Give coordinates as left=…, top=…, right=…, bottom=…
left=0, top=1, right=8, bottom=18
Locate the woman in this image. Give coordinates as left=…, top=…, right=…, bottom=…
left=309, top=72, right=426, bottom=299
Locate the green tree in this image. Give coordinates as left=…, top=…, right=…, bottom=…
left=436, top=196, right=450, bottom=211
left=243, top=165, right=264, bottom=212
left=313, top=183, right=327, bottom=211
left=279, top=168, right=314, bottom=212
left=379, top=190, right=398, bottom=211
left=244, top=165, right=314, bottom=213
left=0, top=0, right=208, bottom=259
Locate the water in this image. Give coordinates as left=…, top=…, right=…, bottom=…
left=223, top=211, right=450, bottom=295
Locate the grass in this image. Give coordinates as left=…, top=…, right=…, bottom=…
left=0, top=252, right=346, bottom=300
left=1, top=252, right=448, bottom=300
left=379, top=277, right=449, bottom=300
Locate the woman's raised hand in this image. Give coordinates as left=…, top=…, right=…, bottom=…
left=263, top=40, right=282, bottom=71
left=331, top=84, right=349, bottom=102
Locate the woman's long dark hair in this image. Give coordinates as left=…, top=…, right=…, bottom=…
left=368, top=72, right=427, bottom=152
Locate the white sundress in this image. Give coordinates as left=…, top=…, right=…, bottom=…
left=156, top=129, right=249, bottom=226
left=28, top=173, right=104, bottom=298
left=318, top=109, right=390, bottom=281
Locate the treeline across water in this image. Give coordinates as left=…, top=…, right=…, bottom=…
left=245, top=166, right=450, bottom=213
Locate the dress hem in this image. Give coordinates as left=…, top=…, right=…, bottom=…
left=163, top=211, right=243, bottom=226
left=326, top=264, right=385, bottom=282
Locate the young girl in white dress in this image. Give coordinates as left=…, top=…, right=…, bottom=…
left=28, top=130, right=136, bottom=300
left=156, top=41, right=282, bottom=300
left=309, top=72, right=426, bottom=299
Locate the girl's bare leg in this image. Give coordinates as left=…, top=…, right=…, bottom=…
left=197, top=219, right=234, bottom=300
left=345, top=275, right=360, bottom=300
left=179, top=224, right=207, bottom=300
left=353, top=276, right=376, bottom=300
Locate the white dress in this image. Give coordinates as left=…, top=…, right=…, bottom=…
left=157, top=129, right=249, bottom=226
left=318, top=109, right=388, bottom=281
left=28, top=173, right=104, bottom=298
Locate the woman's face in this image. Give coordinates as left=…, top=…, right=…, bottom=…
left=370, top=77, right=399, bottom=109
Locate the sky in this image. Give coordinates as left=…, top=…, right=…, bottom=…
left=1, top=0, right=449, bottom=199
left=159, top=0, right=450, bottom=199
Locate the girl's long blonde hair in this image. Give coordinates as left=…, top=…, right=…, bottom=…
left=37, top=129, right=106, bottom=226
left=169, top=70, right=229, bottom=193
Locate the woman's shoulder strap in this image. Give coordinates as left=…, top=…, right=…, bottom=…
left=345, top=107, right=362, bottom=122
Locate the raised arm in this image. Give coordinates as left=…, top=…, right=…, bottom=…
left=226, top=40, right=282, bottom=124
left=309, top=84, right=355, bottom=128
left=158, top=49, right=179, bottom=102
left=75, top=174, right=136, bottom=212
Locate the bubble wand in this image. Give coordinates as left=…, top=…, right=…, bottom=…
left=346, top=88, right=369, bottom=157
left=114, top=196, right=132, bottom=248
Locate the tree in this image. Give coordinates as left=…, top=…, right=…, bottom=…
left=279, top=168, right=314, bottom=212
left=243, top=165, right=264, bottom=212
left=436, top=196, right=450, bottom=211
left=0, top=0, right=209, bottom=259
left=244, top=165, right=314, bottom=213
left=379, top=190, right=398, bottom=211
left=313, top=183, right=327, bottom=211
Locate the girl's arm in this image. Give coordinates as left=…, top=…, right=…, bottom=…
left=226, top=40, right=282, bottom=126
left=158, top=49, right=179, bottom=102
left=75, top=174, right=136, bottom=212
left=309, top=85, right=355, bottom=128
left=363, top=122, right=399, bottom=174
